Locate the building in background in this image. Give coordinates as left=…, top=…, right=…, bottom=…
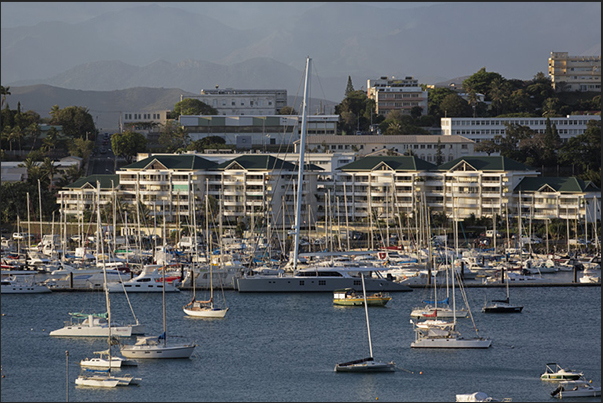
left=190, top=88, right=288, bottom=115
left=296, top=134, right=474, bottom=163
left=179, top=114, right=339, bottom=148
left=440, top=115, right=600, bottom=150
left=548, top=51, right=601, bottom=92
left=367, top=76, right=428, bottom=117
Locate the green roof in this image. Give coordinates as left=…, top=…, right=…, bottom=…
left=65, top=175, right=119, bottom=190
left=337, top=156, right=437, bottom=172
left=215, top=155, right=297, bottom=171
left=123, top=154, right=218, bottom=170
left=436, top=156, right=534, bottom=171
left=514, top=177, right=600, bottom=193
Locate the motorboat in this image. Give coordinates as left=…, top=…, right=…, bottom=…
left=578, top=267, right=600, bottom=284
left=541, top=363, right=583, bottom=380
left=456, top=391, right=512, bottom=402
left=1, top=276, right=51, bottom=294
left=106, top=264, right=180, bottom=293
left=333, top=288, right=391, bottom=306
left=80, top=348, right=138, bottom=368
left=551, top=379, right=601, bottom=398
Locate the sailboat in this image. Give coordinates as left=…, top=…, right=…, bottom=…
left=236, top=56, right=410, bottom=294
left=334, top=273, right=395, bottom=372
left=120, top=202, right=196, bottom=359
left=482, top=269, right=523, bottom=313
left=183, top=194, right=228, bottom=318
left=410, top=245, right=492, bottom=348
left=76, top=185, right=141, bottom=387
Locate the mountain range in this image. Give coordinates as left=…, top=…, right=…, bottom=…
left=1, top=2, right=600, bottom=131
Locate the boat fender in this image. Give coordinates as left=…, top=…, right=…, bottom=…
left=551, top=386, right=563, bottom=396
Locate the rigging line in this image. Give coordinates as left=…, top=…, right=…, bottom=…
left=309, top=60, right=328, bottom=110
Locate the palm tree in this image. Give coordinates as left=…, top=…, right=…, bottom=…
left=41, top=157, right=59, bottom=191
left=49, top=105, right=61, bottom=124
left=26, top=123, right=42, bottom=153
left=1, top=85, right=10, bottom=108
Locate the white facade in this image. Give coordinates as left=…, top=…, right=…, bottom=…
left=440, top=115, right=600, bottom=147
left=548, top=51, right=601, bottom=92
left=296, top=134, right=475, bottom=163
left=193, top=88, right=288, bottom=115
left=179, top=114, right=339, bottom=147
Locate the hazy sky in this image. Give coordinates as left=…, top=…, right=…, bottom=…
left=1, top=2, right=436, bottom=29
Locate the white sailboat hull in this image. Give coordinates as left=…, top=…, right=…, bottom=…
left=49, top=325, right=132, bottom=338
left=411, top=337, right=492, bottom=348
left=75, top=376, right=120, bottom=388
left=183, top=306, right=228, bottom=318
left=120, top=343, right=195, bottom=359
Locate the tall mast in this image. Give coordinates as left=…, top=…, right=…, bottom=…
left=292, top=56, right=311, bottom=271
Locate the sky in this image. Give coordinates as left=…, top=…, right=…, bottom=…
left=1, top=2, right=436, bottom=29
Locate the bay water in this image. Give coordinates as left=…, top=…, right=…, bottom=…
left=1, top=281, right=600, bottom=402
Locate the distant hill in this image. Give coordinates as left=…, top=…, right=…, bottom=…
left=2, top=2, right=600, bottom=102
left=5, top=84, right=338, bottom=132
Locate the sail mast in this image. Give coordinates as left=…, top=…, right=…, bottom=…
left=361, top=273, right=373, bottom=358
left=292, top=56, right=311, bottom=272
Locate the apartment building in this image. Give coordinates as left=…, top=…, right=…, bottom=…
left=295, top=134, right=475, bottom=163
left=548, top=51, right=601, bottom=92
left=192, top=88, right=288, bottom=115
left=179, top=114, right=339, bottom=148
left=367, top=76, right=429, bottom=116
left=57, top=154, right=600, bottom=231
left=440, top=115, right=600, bottom=147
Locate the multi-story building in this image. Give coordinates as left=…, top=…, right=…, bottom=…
left=179, top=114, right=339, bottom=148
left=57, top=155, right=600, bottom=232
left=190, top=88, right=288, bottom=115
left=121, top=110, right=171, bottom=133
left=548, top=51, right=601, bottom=92
left=440, top=115, right=600, bottom=148
left=295, top=134, right=474, bottom=163
left=367, top=76, right=428, bottom=116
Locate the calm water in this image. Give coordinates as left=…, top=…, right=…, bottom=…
left=1, top=282, right=601, bottom=402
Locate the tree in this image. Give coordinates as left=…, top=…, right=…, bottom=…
left=474, top=139, right=499, bottom=156
left=158, top=120, right=190, bottom=152
left=173, top=98, right=217, bottom=117
left=278, top=106, right=297, bottom=115
left=335, top=90, right=370, bottom=134
left=427, top=87, right=457, bottom=117
left=558, top=120, right=601, bottom=187
left=40, top=157, right=59, bottom=191
left=463, top=68, right=504, bottom=99
left=68, top=137, right=94, bottom=160
left=0, top=85, right=10, bottom=108
left=495, top=123, right=533, bottom=162
left=49, top=105, right=61, bottom=124
left=111, top=131, right=147, bottom=164
left=410, top=106, right=423, bottom=119
left=56, top=106, right=96, bottom=138
left=435, top=138, right=444, bottom=165
left=542, top=98, right=562, bottom=117
left=439, top=94, right=472, bottom=117
left=345, top=76, right=355, bottom=97
left=541, top=117, right=561, bottom=166
left=26, top=123, right=42, bottom=153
